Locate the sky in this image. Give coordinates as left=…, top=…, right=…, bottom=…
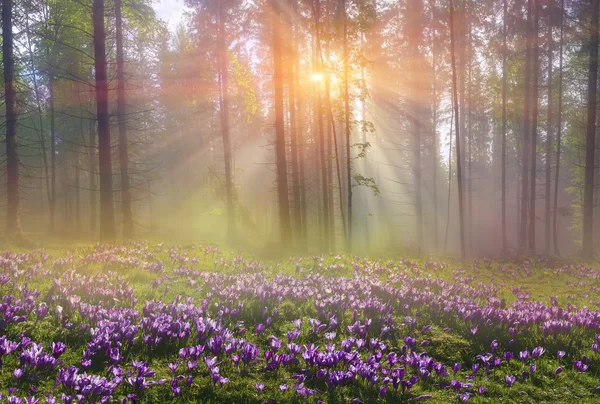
left=153, top=0, right=187, bottom=33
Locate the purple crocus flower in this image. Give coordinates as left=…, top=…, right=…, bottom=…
left=554, top=366, right=563, bottom=376
left=452, top=363, right=461, bottom=376
left=460, top=392, right=471, bottom=402
left=255, top=323, right=265, bottom=336
left=574, top=361, right=589, bottom=373
left=504, top=375, right=516, bottom=387
left=531, top=347, right=545, bottom=359
left=557, top=351, right=566, bottom=360
left=478, top=386, right=486, bottom=395
left=519, top=350, right=530, bottom=363
left=255, top=383, right=265, bottom=393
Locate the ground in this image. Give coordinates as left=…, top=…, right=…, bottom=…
left=1, top=242, right=600, bottom=403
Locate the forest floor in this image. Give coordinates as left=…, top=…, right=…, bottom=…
left=1, top=242, right=600, bottom=403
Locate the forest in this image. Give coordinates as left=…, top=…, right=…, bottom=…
left=2, top=0, right=600, bottom=403
left=1, top=0, right=599, bottom=259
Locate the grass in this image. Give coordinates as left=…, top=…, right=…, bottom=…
left=1, top=242, right=600, bottom=402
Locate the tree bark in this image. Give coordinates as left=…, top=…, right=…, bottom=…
left=520, top=0, right=533, bottom=249
left=115, top=0, right=134, bottom=239
left=272, top=0, right=292, bottom=247
left=449, top=0, right=466, bottom=259
left=3, top=0, right=20, bottom=236
left=288, top=0, right=302, bottom=246
left=528, top=0, right=540, bottom=253
left=553, top=0, right=564, bottom=256
left=583, top=0, right=600, bottom=260
left=49, top=72, right=57, bottom=231
left=501, top=0, right=508, bottom=251
left=545, top=2, right=553, bottom=254
left=93, top=0, right=116, bottom=240
left=343, top=0, right=353, bottom=251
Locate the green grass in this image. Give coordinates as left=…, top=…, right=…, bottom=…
left=1, top=242, right=600, bottom=402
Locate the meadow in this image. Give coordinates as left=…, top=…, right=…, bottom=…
left=1, top=242, right=600, bottom=403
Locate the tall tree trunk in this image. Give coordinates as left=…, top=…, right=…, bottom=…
left=545, top=3, right=553, bottom=254
left=3, top=0, right=20, bottom=236
left=93, top=0, right=116, bottom=240
left=520, top=0, right=533, bottom=249
left=501, top=0, right=508, bottom=251
left=75, top=156, right=81, bottom=233
left=115, top=0, right=134, bottom=239
left=583, top=0, right=600, bottom=260
left=529, top=0, right=540, bottom=252
left=449, top=0, right=466, bottom=259
left=89, top=119, right=97, bottom=234
left=288, top=0, right=302, bottom=246
left=313, top=0, right=330, bottom=251
left=553, top=0, right=564, bottom=256
left=296, top=45, right=308, bottom=250
left=217, top=0, right=236, bottom=243
left=467, top=21, right=473, bottom=253
left=408, top=0, right=424, bottom=252
left=431, top=4, right=438, bottom=252
left=49, top=73, right=57, bottom=231
left=343, top=0, right=353, bottom=251
left=272, top=0, right=292, bottom=247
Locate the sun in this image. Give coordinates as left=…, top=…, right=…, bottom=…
left=309, top=72, right=325, bottom=82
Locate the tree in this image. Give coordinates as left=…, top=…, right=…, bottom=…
left=449, top=0, right=466, bottom=259
left=3, top=0, right=21, bottom=237
left=343, top=0, right=353, bottom=251
left=553, top=0, right=564, bottom=256
left=520, top=0, right=533, bottom=249
left=528, top=0, right=540, bottom=252
left=407, top=0, right=424, bottom=252
left=287, top=0, right=302, bottom=247
left=272, top=0, right=292, bottom=247
left=583, top=0, right=600, bottom=261
left=92, top=0, right=116, bottom=240
left=501, top=0, right=508, bottom=252
left=116, top=0, right=134, bottom=238
left=217, top=0, right=236, bottom=243
left=545, top=0, right=553, bottom=254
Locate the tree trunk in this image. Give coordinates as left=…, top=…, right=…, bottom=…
left=467, top=20, right=473, bottom=253
left=501, top=0, right=508, bottom=251
left=313, top=0, right=330, bottom=251
left=49, top=73, right=57, bottom=231
left=583, top=0, right=600, bottom=261
left=2, top=0, right=20, bottom=236
left=272, top=0, right=292, bottom=247
left=115, top=0, right=134, bottom=239
left=545, top=3, right=553, bottom=254
left=89, top=119, right=97, bottom=234
left=408, top=0, right=424, bottom=252
left=75, top=156, right=81, bottom=233
left=449, top=0, right=466, bottom=259
left=343, top=0, right=353, bottom=251
left=529, top=0, right=540, bottom=253
left=288, top=0, right=302, bottom=246
left=431, top=4, right=438, bottom=252
left=520, top=0, right=533, bottom=249
left=553, top=0, right=564, bottom=256
left=93, top=0, right=116, bottom=240
left=217, top=0, right=236, bottom=243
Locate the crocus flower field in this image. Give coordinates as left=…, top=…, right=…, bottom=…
left=1, top=243, right=600, bottom=403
